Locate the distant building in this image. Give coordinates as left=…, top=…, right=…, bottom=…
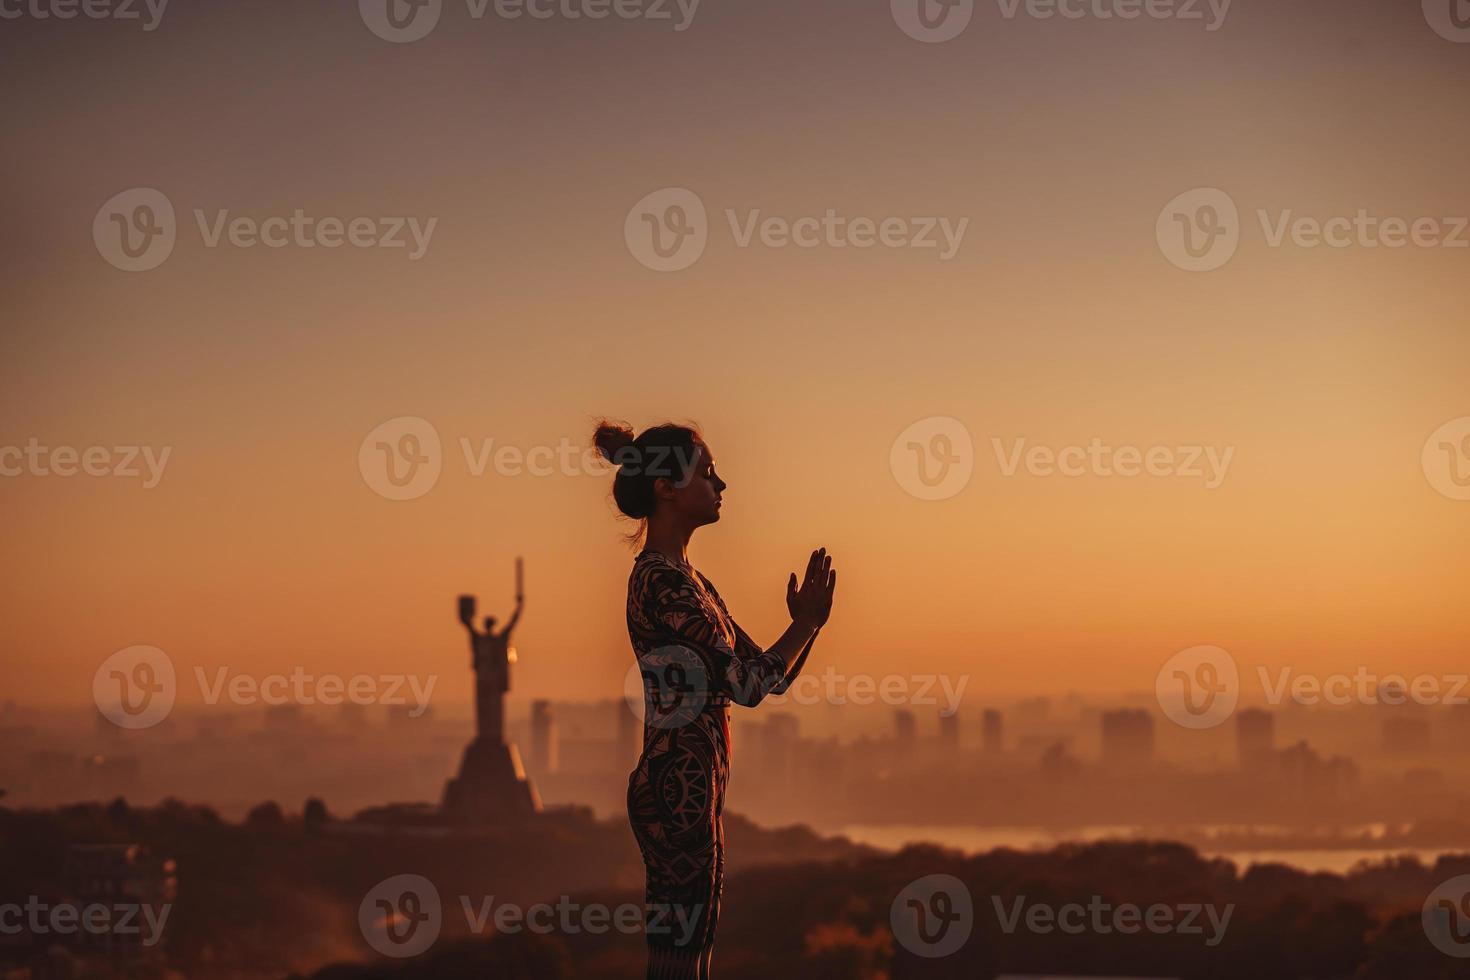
left=1383, top=717, right=1431, bottom=756
left=763, top=714, right=799, bottom=787
left=1014, top=697, right=1051, bottom=724
left=1236, top=708, right=1275, bottom=768
left=337, top=703, right=369, bottom=730
left=982, top=709, right=1004, bottom=755
left=265, top=704, right=306, bottom=731
left=387, top=703, right=433, bottom=728
left=195, top=714, right=240, bottom=738
left=530, top=700, right=558, bottom=775
left=938, top=710, right=959, bottom=748
left=1278, top=740, right=1357, bottom=801
left=1040, top=741, right=1082, bottom=778
left=768, top=713, right=799, bottom=741
left=893, top=709, right=916, bottom=746
left=1100, top=709, right=1155, bottom=770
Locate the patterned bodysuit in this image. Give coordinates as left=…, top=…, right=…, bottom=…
left=624, top=549, right=796, bottom=979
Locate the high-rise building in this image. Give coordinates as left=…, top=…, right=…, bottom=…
left=982, top=709, right=1004, bottom=755
left=894, top=709, right=916, bottom=746
left=764, top=713, right=799, bottom=787
left=266, top=704, right=305, bottom=730
left=1100, top=709, right=1155, bottom=770
left=1236, top=708, right=1275, bottom=768
left=939, top=710, right=959, bottom=748
left=1278, top=740, right=1358, bottom=801
left=530, top=700, right=558, bottom=775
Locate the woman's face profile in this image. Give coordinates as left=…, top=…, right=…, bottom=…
left=659, top=439, right=725, bottom=527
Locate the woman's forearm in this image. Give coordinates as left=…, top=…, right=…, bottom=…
left=771, top=628, right=818, bottom=695
left=767, top=619, right=819, bottom=674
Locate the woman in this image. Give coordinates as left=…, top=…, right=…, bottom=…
left=592, top=420, right=836, bottom=980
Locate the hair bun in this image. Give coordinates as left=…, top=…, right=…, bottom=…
left=592, top=420, right=636, bottom=464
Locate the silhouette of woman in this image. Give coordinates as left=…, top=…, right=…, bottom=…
left=593, top=420, right=836, bottom=980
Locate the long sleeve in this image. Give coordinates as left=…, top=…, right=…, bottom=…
left=638, top=561, right=787, bottom=708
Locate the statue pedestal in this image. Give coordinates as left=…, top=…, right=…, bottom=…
left=441, top=738, right=541, bottom=824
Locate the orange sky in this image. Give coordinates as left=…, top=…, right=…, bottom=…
left=2, top=0, right=1467, bottom=714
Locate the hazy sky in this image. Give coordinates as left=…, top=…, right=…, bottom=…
left=2, top=0, right=1467, bottom=714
